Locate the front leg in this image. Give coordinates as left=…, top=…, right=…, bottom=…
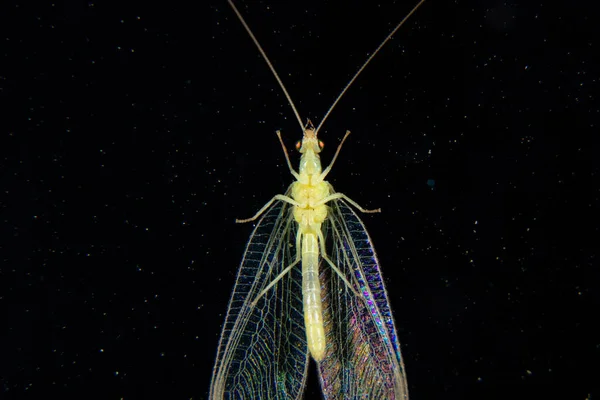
left=236, top=194, right=302, bottom=223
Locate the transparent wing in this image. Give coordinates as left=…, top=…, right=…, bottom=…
left=210, top=187, right=309, bottom=400
left=318, top=197, right=408, bottom=400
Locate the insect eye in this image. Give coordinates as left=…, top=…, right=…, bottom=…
left=319, top=140, right=325, bottom=149
left=295, top=140, right=302, bottom=150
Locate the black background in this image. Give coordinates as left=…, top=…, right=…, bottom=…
left=1, top=0, right=598, bottom=399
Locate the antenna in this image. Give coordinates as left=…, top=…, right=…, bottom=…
left=228, top=0, right=427, bottom=136
left=315, top=0, right=426, bottom=135
left=228, top=0, right=305, bottom=132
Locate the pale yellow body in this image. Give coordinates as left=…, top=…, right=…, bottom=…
left=290, top=129, right=330, bottom=361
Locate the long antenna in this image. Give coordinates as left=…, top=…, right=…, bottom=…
left=315, top=0, right=426, bottom=135
left=228, top=0, right=305, bottom=132
left=228, top=0, right=426, bottom=136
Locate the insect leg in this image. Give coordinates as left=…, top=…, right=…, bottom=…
left=276, top=131, right=301, bottom=180
left=236, top=194, right=302, bottom=223
left=249, top=259, right=300, bottom=307
left=318, top=192, right=381, bottom=213
left=317, top=230, right=362, bottom=299
left=318, top=130, right=351, bottom=181
left=249, top=230, right=302, bottom=307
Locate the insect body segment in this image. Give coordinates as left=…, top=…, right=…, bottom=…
left=291, top=123, right=330, bottom=361
left=292, top=124, right=329, bottom=230
left=300, top=232, right=325, bottom=360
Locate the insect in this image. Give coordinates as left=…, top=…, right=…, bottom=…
left=210, top=0, right=426, bottom=398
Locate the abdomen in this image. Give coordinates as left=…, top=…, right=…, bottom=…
left=301, top=233, right=325, bottom=361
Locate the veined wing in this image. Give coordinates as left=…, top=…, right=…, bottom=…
left=318, top=196, right=408, bottom=400
left=210, top=187, right=309, bottom=399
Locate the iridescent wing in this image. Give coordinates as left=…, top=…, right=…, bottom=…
left=210, top=187, right=310, bottom=399
left=317, top=196, right=408, bottom=399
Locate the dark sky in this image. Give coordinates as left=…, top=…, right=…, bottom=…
left=1, top=0, right=598, bottom=399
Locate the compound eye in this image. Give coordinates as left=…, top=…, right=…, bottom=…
left=318, top=140, right=325, bottom=149
left=295, top=140, right=302, bottom=150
